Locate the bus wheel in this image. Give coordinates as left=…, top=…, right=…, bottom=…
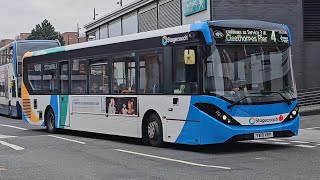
left=146, top=114, right=163, bottom=147
left=45, top=108, right=57, bottom=134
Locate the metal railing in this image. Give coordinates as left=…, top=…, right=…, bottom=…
left=298, top=87, right=320, bottom=107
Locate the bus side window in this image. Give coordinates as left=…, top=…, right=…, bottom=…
left=139, top=53, right=163, bottom=94
left=71, top=59, right=88, bottom=94
left=173, top=46, right=198, bottom=94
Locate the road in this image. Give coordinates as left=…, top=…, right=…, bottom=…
left=0, top=115, right=319, bottom=180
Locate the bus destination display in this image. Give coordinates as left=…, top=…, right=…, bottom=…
left=212, top=27, right=290, bottom=44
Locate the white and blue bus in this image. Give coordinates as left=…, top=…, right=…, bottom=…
left=21, top=20, right=299, bottom=146
left=0, top=40, right=60, bottom=118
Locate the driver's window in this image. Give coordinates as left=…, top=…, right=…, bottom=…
left=173, top=46, right=198, bottom=94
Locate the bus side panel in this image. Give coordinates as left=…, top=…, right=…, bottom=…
left=67, top=95, right=139, bottom=138
left=22, top=94, right=50, bottom=126
left=138, top=96, right=191, bottom=143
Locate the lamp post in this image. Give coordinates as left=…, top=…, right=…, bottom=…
left=117, top=0, right=123, bottom=6
left=93, top=8, right=98, bottom=20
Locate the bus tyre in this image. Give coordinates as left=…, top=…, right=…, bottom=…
left=45, top=108, right=57, bottom=134
left=146, top=114, right=163, bottom=147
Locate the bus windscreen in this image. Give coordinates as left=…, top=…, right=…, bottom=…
left=17, top=41, right=59, bottom=61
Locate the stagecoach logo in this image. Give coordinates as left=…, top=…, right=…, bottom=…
left=213, top=30, right=224, bottom=38
left=162, top=35, right=189, bottom=46
left=248, top=115, right=285, bottom=125
left=249, top=117, right=256, bottom=125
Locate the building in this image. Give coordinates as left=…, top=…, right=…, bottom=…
left=0, top=39, right=14, bottom=48
left=62, top=32, right=86, bottom=45
left=84, top=0, right=320, bottom=92
left=16, top=33, right=31, bottom=40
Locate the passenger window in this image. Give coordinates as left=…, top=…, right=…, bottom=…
left=71, top=59, right=88, bottom=94
left=173, top=47, right=198, bottom=94
left=139, top=53, right=163, bottom=94
left=90, top=63, right=109, bottom=94
left=112, top=55, right=135, bottom=94
left=28, top=63, right=42, bottom=91
left=43, top=63, right=58, bottom=94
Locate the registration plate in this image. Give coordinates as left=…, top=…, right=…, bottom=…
left=254, top=132, right=274, bottom=139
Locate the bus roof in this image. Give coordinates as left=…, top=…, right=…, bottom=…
left=27, top=20, right=291, bottom=58
left=0, top=40, right=59, bottom=51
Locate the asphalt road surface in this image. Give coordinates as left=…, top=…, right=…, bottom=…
left=0, top=115, right=320, bottom=180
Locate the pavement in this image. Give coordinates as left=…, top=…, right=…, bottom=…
left=0, top=114, right=319, bottom=180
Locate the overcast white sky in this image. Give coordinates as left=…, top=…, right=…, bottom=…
left=0, top=0, right=136, bottom=39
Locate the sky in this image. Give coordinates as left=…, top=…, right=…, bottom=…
left=0, top=0, right=136, bottom=39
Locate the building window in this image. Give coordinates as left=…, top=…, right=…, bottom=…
left=303, top=0, right=320, bottom=41
left=139, top=52, right=163, bottom=94
left=71, top=59, right=88, bottom=94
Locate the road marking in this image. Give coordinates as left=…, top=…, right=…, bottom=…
left=114, top=149, right=231, bottom=170
left=295, top=144, right=315, bottom=148
left=0, top=135, right=17, bottom=139
left=248, top=140, right=267, bottom=143
left=305, top=127, right=320, bottom=130
left=0, top=140, right=24, bottom=150
left=291, top=140, right=310, bottom=144
left=47, top=135, right=86, bottom=145
left=0, top=124, right=28, bottom=131
left=12, top=122, right=25, bottom=124
left=265, top=139, right=285, bottom=142
left=0, top=166, right=6, bottom=171
left=271, top=142, right=291, bottom=145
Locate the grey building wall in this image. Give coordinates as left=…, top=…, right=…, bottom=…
left=122, top=11, right=139, bottom=35
left=109, top=18, right=122, bottom=38
left=211, top=0, right=312, bottom=90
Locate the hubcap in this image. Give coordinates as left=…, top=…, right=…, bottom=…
left=48, top=113, right=54, bottom=130
left=148, top=121, right=157, bottom=139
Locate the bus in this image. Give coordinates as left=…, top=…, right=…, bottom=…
left=21, top=20, right=299, bottom=146
left=0, top=40, right=60, bottom=118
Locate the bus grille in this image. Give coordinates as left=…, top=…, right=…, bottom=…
left=22, top=99, right=32, bottom=118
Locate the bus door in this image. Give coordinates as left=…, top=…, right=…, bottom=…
left=166, top=46, right=199, bottom=143
left=59, top=61, right=70, bottom=127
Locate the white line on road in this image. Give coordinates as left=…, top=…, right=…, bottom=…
left=305, top=127, right=320, bottom=130
left=114, top=149, right=231, bottom=170
left=295, top=144, right=316, bottom=148
left=265, top=139, right=285, bottom=142
left=0, top=140, right=24, bottom=150
left=0, top=124, right=28, bottom=131
left=291, top=140, right=310, bottom=144
left=248, top=140, right=267, bottom=143
left=47, top=135, right=86, bottom=145
left=0, top=135, right=17, bottom=139
left=271, top=142, right=291, bottom=145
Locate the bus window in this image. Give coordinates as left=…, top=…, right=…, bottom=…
left=27, top=63, right=42, bottom=91
left=139, top=54, right=163, bottom=94
left=71, top=59, right=88, bottom=94
left=112, top=55, right=135, bottom=94
left=173, top=47, right=198, bottom=94
left=90, top=63, right=109, bottom=94
left=43, top=63, right=58, bottom=94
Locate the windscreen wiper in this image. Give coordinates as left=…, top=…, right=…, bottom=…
left=250, top=91, right=292, bottom=105
left=227, top=96, right=249, bottom=109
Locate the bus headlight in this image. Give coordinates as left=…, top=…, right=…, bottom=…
left=195, top=103, right=241, bottom=125
left=222, top=115, right=228, bottom=121
left=292, top=110, right=297, bottom=116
